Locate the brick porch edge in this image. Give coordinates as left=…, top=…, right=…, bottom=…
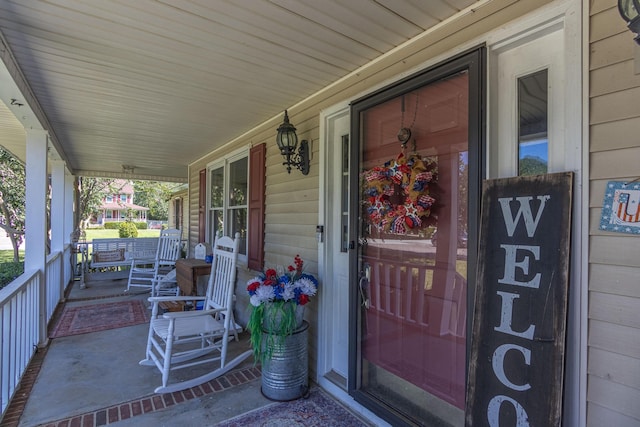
left=0, top=290, right=262, bottom=427
left=40, top=366, right=262, bottom=427
left=0, top=340, right=261, bottom=427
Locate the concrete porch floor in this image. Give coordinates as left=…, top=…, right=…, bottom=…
left=5, top=276, right=372, bottom=427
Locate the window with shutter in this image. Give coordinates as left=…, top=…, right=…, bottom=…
left=248, top=143, right=266, bottom=271
left=204, top=150, right=251, bottom=262
left=199, top=145, right=264, bottom=267
left=198, top=169, right=206, bottom=242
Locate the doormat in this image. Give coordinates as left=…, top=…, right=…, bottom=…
left=49, top=300, right=149, bottom=338
left=216, top=388, right=369, bottom=427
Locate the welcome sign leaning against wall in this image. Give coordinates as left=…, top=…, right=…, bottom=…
left=466, top=172, right=573, bottom=427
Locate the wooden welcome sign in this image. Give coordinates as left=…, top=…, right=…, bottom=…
left=465, top=172, right=573, bottom=426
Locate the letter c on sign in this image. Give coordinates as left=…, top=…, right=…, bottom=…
left=492, top=344, right=531, bottom=391
left=487, top=395, right=530, bottom=427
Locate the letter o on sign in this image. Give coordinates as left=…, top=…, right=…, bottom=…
left=487, top=395, right=530, bottom=427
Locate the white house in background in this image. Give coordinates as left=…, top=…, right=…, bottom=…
left=94, top=180, right=148, bottom=225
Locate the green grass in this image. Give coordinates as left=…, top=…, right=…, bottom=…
left=0, top=250, right=25, bottom=288
left=84, top=229, right=161, bottom=241
left=0, top=250, right=24, bottom=263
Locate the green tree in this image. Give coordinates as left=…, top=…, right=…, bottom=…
left=519, top=156, right=547, bottom=176
left=77, top=177, right=119, bottom=229
left=133, top=181, right=176, bottom=221
left=0, top=147, right=25, bottom=262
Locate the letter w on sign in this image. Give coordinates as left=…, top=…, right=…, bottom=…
left=498, top=195, right=551, bottom=237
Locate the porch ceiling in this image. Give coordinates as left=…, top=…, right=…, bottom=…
left=0, top=0, right=478, bottom=182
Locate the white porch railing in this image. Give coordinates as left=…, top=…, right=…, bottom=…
left=63, top=245, right=72, bottom=292
left=0, top=268, right=41, bottom=416
left=0, top=246, right=70, bottom=416
left=45, top=250, right=64, bottom=323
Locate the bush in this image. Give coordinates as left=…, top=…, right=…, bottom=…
left=118, top=221, right=139, bottom=238
left=0, top=262, right=24, bottom=289
left=104, top=222, right=147, bottom=229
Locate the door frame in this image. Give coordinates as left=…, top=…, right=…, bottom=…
left=486, top=4, right=585, bottom=425
left=318, top=102, right=390, bottom=425
left=347, top=47, right=486, bottom=426
left=316, top=2, right=585, bottom=425
left=317, top=103, right=350, bottom=385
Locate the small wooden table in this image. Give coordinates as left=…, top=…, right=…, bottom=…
left=175, top=258, right=211, bottom=296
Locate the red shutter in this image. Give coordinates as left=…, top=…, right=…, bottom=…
left=198, top=169, right=206, bottom=242
left=248, top=143, right=266, bottom=271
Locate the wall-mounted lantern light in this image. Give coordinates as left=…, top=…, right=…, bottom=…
left=276, top=110, right=310, bottom=175
left=619, top=0, right=640, bottom=44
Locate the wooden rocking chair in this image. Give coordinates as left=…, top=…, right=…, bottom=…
left=139, top=233, right=252, bottom=393
left=126, top=228, right=182, bottom=297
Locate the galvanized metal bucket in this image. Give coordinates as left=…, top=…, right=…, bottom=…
left=261, top=321, right=309, bottom=401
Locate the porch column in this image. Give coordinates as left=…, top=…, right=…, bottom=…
left=50, top=159, right=65, bottom=254
left=24, top=129, right=48, bottom=271
left=64, top=169, right=75, bottom=247
left=24, top=128, right=48, bottom=345
left=63, top=171, right=75, bottom=291
left=51, top=159, right=66, bottom=299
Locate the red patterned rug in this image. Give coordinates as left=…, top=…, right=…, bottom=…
left=217, top=388, right=368, bottom=427
left=49, top=300, right=149, bottom=338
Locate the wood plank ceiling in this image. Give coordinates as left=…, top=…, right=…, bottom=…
left=0, top=0, right=477, bottom=182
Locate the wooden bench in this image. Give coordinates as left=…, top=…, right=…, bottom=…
left=88, top=237, right=159, bottom=280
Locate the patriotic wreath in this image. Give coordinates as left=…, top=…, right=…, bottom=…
left=362, top=153, right=437, bottom=234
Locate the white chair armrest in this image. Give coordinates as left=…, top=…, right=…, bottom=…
left=148, top=296, right=206, bottom=303
left=162, top=308, right=223, bottom=319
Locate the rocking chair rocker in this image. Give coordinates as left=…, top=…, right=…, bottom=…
left=139, top=232, right=252, bottom=393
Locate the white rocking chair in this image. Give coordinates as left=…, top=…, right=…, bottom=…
left=139, top=232, right=252, bottom=393
left=127, top=228, right=182, bottom=297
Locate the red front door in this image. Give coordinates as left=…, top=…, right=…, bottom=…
left=351, top=50, right=483, bottom=426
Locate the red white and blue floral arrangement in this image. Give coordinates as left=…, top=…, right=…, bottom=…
left=246, top=255, right=318, bottom=362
